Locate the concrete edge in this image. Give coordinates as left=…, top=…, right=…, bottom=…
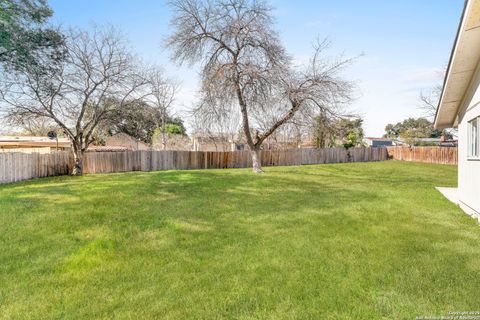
left=435, top=187, right=480, bottom=223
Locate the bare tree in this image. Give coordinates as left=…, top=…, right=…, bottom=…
left=0, top=26, right=149, bottom=175
left=190, top=99, right=241, bottom=151
left=277, top=40, right=356, bottom=146
left=167, top=0, right=355, bottom=172
left=418, top=67, right=459, bottom=138
left=166, top=0, right=288, bottom=171
left=146, top=68, right=180, bottom=149
left=6, top=114, right=58, bottom=136
left=419, top=84, right=442, bottom=121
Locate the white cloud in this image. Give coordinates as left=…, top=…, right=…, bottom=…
left=399, top=65, right=445, bottom=86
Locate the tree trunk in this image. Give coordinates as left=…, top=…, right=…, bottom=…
left=251, top=147, right=263, bottom=173
left=162, top=131, right=166, bottom=150
left=71, top=147, right=84, bottom=176
left=161, top=109, right=167, bottom=150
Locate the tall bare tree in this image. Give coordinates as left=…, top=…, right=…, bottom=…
left=167, top=0, right=354, bottom=172
left=167, top=0, right=287, bottom=171
left=0, top=26, right=149, bottom=175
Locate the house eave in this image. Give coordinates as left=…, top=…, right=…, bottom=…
left=435, top=0, right=480, bottom=129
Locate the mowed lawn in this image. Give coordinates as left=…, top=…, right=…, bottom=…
left=0, top=161, right=479, bottom=319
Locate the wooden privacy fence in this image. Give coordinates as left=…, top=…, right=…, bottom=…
left=386, top=146, right=458, bottom=165
left=83, top=147, right=387, bottom=173
left=0, top=152, right=71, bottom=184
left=0, top=147, right=387, bottom=184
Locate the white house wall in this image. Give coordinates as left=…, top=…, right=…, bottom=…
left=457, top=62, right=480, bottom=215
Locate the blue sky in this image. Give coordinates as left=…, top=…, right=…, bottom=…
left=48, top=0, right=464, bottom=136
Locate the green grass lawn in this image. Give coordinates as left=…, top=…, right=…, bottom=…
left=1, top=161, right=479, bottom=319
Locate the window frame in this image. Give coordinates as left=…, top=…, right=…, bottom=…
left=467, top=116, right=480, bottom=160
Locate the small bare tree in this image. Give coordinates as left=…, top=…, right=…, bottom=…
left=190, top=99, right=241, bottom=151
left=418, top=68, right=458, bottom=138
left=167, top=0, right=355, bottom=172
left=6, top=114, right=58, bottom=136
left=419, top=84, right=442, bottom=121
left=0, top=26, right=149, bottom=175
left=146, top=69, right=180, bottom=149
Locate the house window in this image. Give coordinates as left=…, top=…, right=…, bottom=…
left=468, top=117, right=479, bottom=158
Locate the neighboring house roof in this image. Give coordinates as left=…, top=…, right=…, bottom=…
left=435, top=0, right=480, bottom=129
left=398, top=138, right=442, bottom=143
left=364, top=137, right=392, bottom=142
left=364, top=137, right=393, bottom=147
left=0, top=136, right=71, bottom=148
left=298, top=141, right=316, bottom=148
left=105, top=133, right=150, bottom=150
left=87, top=146, right=129, bottom=152
left=192, top=133, right=237, bottom=143
left=193, top=137, right=233, bottom=143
